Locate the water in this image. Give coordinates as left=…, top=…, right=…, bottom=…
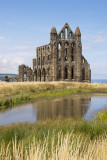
left=0, top=94, right=107, bottom=125
left=0, top=74, right=18, bottom=81
left=91, top=79, right=107, bottom=84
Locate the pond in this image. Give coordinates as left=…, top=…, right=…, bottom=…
left=0, top=94, right=107, bottom=125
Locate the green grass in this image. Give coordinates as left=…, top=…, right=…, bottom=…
left=0, top=81, right=107, bottom=108
left=0, top=110, right=107, bottom=149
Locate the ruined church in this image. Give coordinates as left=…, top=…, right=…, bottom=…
left=7, top=23, right=91, bottom=82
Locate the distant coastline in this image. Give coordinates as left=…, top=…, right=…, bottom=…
left=0, top=74, right=107, bottom=84
left=0, top=74, right=18, bottom=81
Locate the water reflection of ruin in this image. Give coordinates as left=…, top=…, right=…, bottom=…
left=32, top=95, right=91, bottom=121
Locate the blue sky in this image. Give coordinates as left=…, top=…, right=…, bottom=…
left=0, top=0, right=107, bottom=79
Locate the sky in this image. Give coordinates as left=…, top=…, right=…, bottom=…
left=0, top=0, right=107, bottom=79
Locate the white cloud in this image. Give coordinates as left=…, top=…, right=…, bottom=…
left=1, top=44, right=36, bottom=51
left=94, top=36, right=106, bottom=43
left=7, top=22, right=14, bottom=25
left=0, top=44, right=36, bottom=73
left=0, top=36, right=5, bottom=40
left=0, top=56, right=24, bottom=73
left=82, top=31, right=107, bottom=51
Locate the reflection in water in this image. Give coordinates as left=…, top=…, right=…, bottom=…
left=0, top=94, right=107, bottom=125
left=32, top=95, right=91, bottom=121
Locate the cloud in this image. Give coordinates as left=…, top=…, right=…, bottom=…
left=1, top=44, right=36, bottom=51
left=0, top=36, right=5, bottom=40
left=0, top=44, right=36, bottom=73
left=82, top=31, right=107, bottom=51
left=7, top=22, right=14, bottom=25
left=0, top=56, right=24, bottom=73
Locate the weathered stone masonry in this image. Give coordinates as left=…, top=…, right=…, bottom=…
left=6, top=23, right=91, bottom=82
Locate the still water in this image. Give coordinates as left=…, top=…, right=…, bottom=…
left=0, top=94, right=107, bottom=125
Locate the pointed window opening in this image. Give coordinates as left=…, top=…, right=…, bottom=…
left=71, top=48, right=74, bottom=61
left=43, top=69, right=46, bottom=81
left=65, top=48, right=68, bottom=61
left=58, top=68, right=61, bottom=80
left=71, top=67, right=74, bottom=80
left=38, top=57, right=40, bottom=65
left=58, top=43, right=61, bottom=60
left=64, top=42, right=68, bottom=61
left=39, top=70, right=41, bottom=81
left=65, top=28, right=68, bottom=39
left=24, top=73, right=27, bottom=81
left=61, top=32, right=63, bottom=39
left=69, top=33, right=72, bottom=39
left=34, top=69, right=37, bottom=81
left=64, top=66, right=68, bottom=79
left=82, top=69, right=85, bottom=80
left=71, top=44, right=74, bottom=61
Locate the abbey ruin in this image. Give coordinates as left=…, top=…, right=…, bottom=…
left=6, top=23, right=91, bottom=82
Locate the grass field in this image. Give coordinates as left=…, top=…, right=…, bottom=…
left=0, top=110, right=107, bottom=159
left=0, top=82, right=107, bottom=159
left=0, top=81, right=107, bottom=108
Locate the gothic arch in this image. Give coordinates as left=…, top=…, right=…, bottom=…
left=71, top=43, right=74, bottom=61
left=24, top=72, right=27, bottom=81
left=58, top=67, right=61, bottom=80
left=64, top=42, right=69, bottom=61
left=71, top=66, right=74, bottom=80
left=47, top=68, right=50, bottom=81
left=82, top=68, right=85, bottom=80
left=42, top=68, right=46, bottom=81
left=34, top=69, right=37, bottom=81
left=38, top=69, right=41, bottom=81
left=69, top=32, right=72, bottom=39
left=58, top=43, right=62, bottom=60
left=64, top=66, right=68, bottom=79
left=65, top=27, right=68, bottom=39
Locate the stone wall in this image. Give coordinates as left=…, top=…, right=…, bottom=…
left=18, top=64, right=33, bottom=82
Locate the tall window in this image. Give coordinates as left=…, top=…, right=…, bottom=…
left=71, top=67, right=74, bottom=80
left=38, top=57, right=40, bottom=65
left=61, top=32, right=63, bottom=39
left=65, top=48, right=67, bottom=61
left=69, top=33, right=72, bottom=39
left=64, top=42, right=68, bottom=61
left=43, top=68, right=46, bottom=81
left=34, top=69, right=37, bottom=81
left=71, top=44, right=74, bottom=61
left=58, top=43, right=61, bottom=60
left=39, top=70, right=41, bottom=81
left=58, top=68, right=61, bottom=80
left=24, top=73, right=27, bottom=81
left=82, top=69, right=85, bottom=80
left=64, top=66, right=68, bottom=79
left=65, top=28, right=67, bottom=39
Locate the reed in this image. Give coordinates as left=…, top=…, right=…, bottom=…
left=0, top=132, right=107, bottom=160
left=0, top=111, right=107, bottom=159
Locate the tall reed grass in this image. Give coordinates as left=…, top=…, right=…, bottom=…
left=0, top=132, right=107, bottom=160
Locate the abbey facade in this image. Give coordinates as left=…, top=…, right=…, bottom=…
left=17, top=23, right=91, bottom=82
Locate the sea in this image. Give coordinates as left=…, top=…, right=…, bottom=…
left=91, top=79, right=107, bottom=84
left=0, top=74, right=18, bottom=81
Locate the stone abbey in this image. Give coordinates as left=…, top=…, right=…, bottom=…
left=6, top=23, right=91, bottom=82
